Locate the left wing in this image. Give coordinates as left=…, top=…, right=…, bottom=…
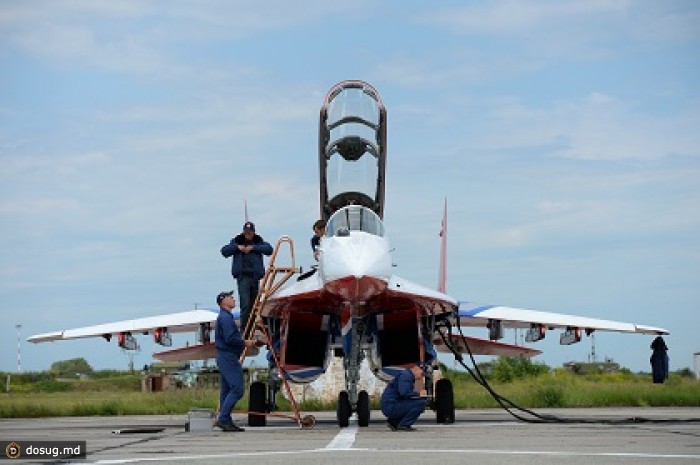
left=458, top=301, right=669, bottom=335
left=27, top=309, right=219, bottom=343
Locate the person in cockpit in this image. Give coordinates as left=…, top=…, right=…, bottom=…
left=310, top=219, right=326, bottom=261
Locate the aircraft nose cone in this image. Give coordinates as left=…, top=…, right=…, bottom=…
left=320, top=233, right=392, bottom=297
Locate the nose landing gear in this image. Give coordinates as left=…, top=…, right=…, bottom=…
left=336, top=389, right=371, bottom=427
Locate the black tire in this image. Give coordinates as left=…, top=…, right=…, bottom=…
left=357, top=390, right=371, bottom=427
left=435, top=378, right=455, bottom=424
left=248, top=381, right=267, bottom=427
left=337, top=391, right=351, bottom=427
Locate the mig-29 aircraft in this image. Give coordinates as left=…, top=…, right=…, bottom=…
left=28, top=80, right=669, bottom=428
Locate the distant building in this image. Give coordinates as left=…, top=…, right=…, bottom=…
left=563, top=359, right=620, bottom=374
left=694, top=352, right=700, bottom=379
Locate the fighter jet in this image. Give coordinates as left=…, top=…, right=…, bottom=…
left=28, top=80, right=668, bottom=428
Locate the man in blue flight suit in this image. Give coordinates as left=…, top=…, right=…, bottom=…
left=213, top=291, right=257, bottom=432
left=381, top=363, right=428, bottom=431
left=221, top=222, right=273, bottom=333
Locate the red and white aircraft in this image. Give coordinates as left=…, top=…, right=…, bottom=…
left=28, top=80, right=668, bottom=428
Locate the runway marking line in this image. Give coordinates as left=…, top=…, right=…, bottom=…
left=85, top=448, right=700, bottom=464
left=324, top=424, right=358, bottom=450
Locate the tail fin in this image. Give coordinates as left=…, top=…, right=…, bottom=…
left=438, top=198, right=447, bottom=294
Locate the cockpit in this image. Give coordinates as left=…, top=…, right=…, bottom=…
left=326, top=205, right=385, bottom=238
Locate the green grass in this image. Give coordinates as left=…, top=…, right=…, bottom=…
left=2, top=368, right=698, bottom=418
left=0, top=390, right=220, bottom=418
left=447, top=370, right=700, bottom=408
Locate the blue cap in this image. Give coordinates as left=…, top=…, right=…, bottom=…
left=216, top=291, right=233, bottom=304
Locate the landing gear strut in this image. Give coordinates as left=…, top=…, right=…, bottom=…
left=336, top=317, right=373, bottom=428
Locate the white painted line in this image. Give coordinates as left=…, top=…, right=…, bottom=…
left=397, top=449, right=700, bottom=460
left=323, top=424, right=359, bottom=450
left=88, top=449, right=318, bottom=464
left=86, top=447, right=700, bottom=464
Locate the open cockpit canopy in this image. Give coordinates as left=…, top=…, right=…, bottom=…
left=319, top=80, right=387, bottom=220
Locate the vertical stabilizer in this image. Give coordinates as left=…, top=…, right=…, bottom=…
left=438, top=198, right=447, bottom=293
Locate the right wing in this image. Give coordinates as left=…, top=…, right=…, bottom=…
left=457, top=301, right=669, bottom=335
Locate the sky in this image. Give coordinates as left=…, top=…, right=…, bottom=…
left=1, top=0, right=698, bottom=375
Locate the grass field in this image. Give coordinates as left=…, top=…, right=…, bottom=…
left=2, top=367, right=698, bottom=418
left=446, top=370, right=700, bottom=408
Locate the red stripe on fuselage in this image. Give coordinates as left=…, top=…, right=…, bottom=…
left=324, top=275, right=387, bottom=304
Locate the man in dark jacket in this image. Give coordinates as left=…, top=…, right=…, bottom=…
left=221, top=222, right=273, bottom=333
left=381, top=363, right=428, bottom=431
left=650, top=336, right=669, bottom=384
left=213, top=291, right=257, bottom=432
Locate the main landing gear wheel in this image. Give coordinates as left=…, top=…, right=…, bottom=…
left=337, top=391, right=351, bottom=427
left=435, top=378, right=455, bottom=424
left=357, top=390, right=370, bottom=427
left=248, top=381, right=267, bottom=427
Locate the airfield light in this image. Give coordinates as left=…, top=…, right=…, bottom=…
left=15, top=323, right=22, bottom=373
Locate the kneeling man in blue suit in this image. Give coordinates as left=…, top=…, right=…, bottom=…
left=381, top=363, right=428, bottom=431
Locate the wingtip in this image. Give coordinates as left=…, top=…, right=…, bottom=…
left=26, top=331, right=64, bottom=343
left=635, top=325, right=670, bottom=336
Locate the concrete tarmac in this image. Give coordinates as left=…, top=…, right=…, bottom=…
left=2, top=408, right=700, bottom=464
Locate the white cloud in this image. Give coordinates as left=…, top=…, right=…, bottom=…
left=534, top=200, right=573, bottom=215
left=1, top=1, right=372, bottom=79
left=464, top=92, right=700, bottom=161
left=424, top=0, right=633, bottom=35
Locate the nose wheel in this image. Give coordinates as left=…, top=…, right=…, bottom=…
left=337, top=391, right=351, bottom=427
left=357, top=390, right=370, bottom=426
left=336, top=390, right=371, bottom=427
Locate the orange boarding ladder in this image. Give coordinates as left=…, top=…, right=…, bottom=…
left=240, top=235, right=299, bottom=344
left=238, top=236, right=313, bottom=428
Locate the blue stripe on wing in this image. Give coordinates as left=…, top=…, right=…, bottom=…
left=457, top=301, right=497, bottom=317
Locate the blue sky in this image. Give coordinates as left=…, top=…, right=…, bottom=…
left=1, top=0, right=698, bottom=374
